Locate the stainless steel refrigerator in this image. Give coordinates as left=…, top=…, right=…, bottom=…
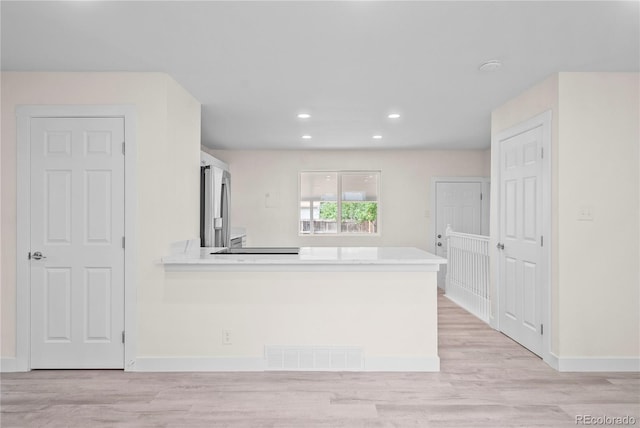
left=200, top=164, right=231, bottom=248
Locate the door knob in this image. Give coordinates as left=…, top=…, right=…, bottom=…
left=31, top=251, right=47, bottom=260
left=496, top=243, right=504, bottom=250
left=437, top=242, right=442, bottom=247
left=437, top=234, right=442, bottom=239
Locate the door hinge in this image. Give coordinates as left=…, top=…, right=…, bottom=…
left=122, top=236, right=125, bottom=249
left=28, top=252, right=31, bottom=260
left=541, top=236, right=544, bottom=247
left=480, top=192, right=483, bottom=201
left=122, top=331, right=125, bottom=343
left=540, top=324, right=544, bottom=335
left=122, top=142, right=125, bottom=155
left=541, top=148, right=544, bottom=159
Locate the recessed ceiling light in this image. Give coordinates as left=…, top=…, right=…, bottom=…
left=302, top=135, right=312, bottom=140
left=388, top=113, right=400, bottom=119
left=478, top=60, right=502, bottom=72
left=372, top=135, right=383, bottom=140
left=297, top=113, right=311, bottom=119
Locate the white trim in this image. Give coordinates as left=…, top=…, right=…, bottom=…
left=132, top=356, right=440, bottom=372
left=16, top=112, right=30, bottom=371
left=15, top=105, right=138, bottom=372
left=556, top=357, right=640, bottom=372
left=297, top=170, right=382, bottom=238
left=1, top=358, right=18, bottom=372
left=445, top=294, right=489, bottom=324
left=488, top=314, right=499, bottom=330
left=492, top=110, right=553, bottom=368
left=364, top=356, right=440, bottom=372
left=122, top=107, right=138, bottom=372
left=547, top=352, right=560, bottom=371
left=133, top=357, right=267, bottom=372
left=540, top=111, right=553, bottom=370
left=200, top=150, right=229, bottom=171
left=428, top=176, right=490, bottom=255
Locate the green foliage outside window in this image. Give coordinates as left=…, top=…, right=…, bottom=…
left=319, top=202, right=377, bottom=223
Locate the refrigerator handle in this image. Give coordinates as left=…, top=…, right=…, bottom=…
left=202, top=166, right=215, bottom=247
left=221, top=172, right=231, bottom=248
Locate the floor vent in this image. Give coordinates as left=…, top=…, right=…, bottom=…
left=265, top=346, right=364, bottom=371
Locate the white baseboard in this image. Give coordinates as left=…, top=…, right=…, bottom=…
left=17, top=354, right=636, bottom=373
left=546, top=352, right=560, bottom=371
left=364, top=356, right=440, bottom=372
left=488, top=314, right=499, bottom=330
left=132, top=357, right=266, bottom=372
left=133, top=356, right=440, bottom=372
left=1, top=357, right=18, bottom=372
left=444, top=293, right=490, bottom=325
left=556, top=356, right=640, bottom=372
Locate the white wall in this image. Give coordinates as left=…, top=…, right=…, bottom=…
left=492, top=72, right=639, bottom=364
left=206, top=149, right=489, bottom=250
left=0, top=72, right=201, bottom=360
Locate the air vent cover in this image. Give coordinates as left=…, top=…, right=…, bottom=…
left=265, top=346, right=364, bottom=371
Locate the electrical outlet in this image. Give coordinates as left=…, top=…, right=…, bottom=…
left=222, top=329, right=232, bottom=345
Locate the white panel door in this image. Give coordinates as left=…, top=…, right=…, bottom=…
left=30, top=117, right=125, bottom=368
left=435, top=182, right=482, bottom=287
left=498, top=125, right=543, bottom=356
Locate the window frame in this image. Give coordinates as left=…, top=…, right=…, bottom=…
left=298, top=170, right=381, bottom=237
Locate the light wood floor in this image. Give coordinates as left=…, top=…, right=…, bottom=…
left=2, top=292, right=638, bottom=427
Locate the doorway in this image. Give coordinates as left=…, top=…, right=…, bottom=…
left=493, top=111, right=551, bottom=360
left=430, top=177, right=490, bottom=288
left=16, top=106, right=137, bottom=371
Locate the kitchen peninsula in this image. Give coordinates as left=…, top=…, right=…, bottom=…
left=155, top=245, right=445, bottom=372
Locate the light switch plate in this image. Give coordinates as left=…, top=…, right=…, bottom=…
left=265, top=192, right=280, bottom=208
left=578, top=205, right=594, bottom=221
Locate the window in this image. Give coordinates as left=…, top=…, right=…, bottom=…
left=299, top=171, right=380, bottom=235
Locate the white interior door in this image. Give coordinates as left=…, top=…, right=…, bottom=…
left=498, top=125, right=543, bottom=357
left=435, top=182, right=482, bottom=287
left=30, top=117, right=125, bottom=369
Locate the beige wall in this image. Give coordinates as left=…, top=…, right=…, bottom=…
left=0, top=71, right=486, bottom=363
left=0, top=72, right=201, bottom=359
left=153, top=270, right=438, bottom=363
left=491, top=72, right=639, bottom=361
left=482, top=148, right=491, bottom=176
left=556, top=73, right=639, bottom=358
left=206, top=149, right=489, bottom=250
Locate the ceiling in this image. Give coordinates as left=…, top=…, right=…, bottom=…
left=2, top=1, right=638, bottom=151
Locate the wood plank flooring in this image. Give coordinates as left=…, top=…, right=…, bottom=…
left=2, top=292, right=639, bottom=427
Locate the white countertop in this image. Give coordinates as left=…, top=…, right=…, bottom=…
left=163, top=246, right=446, bottom=272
